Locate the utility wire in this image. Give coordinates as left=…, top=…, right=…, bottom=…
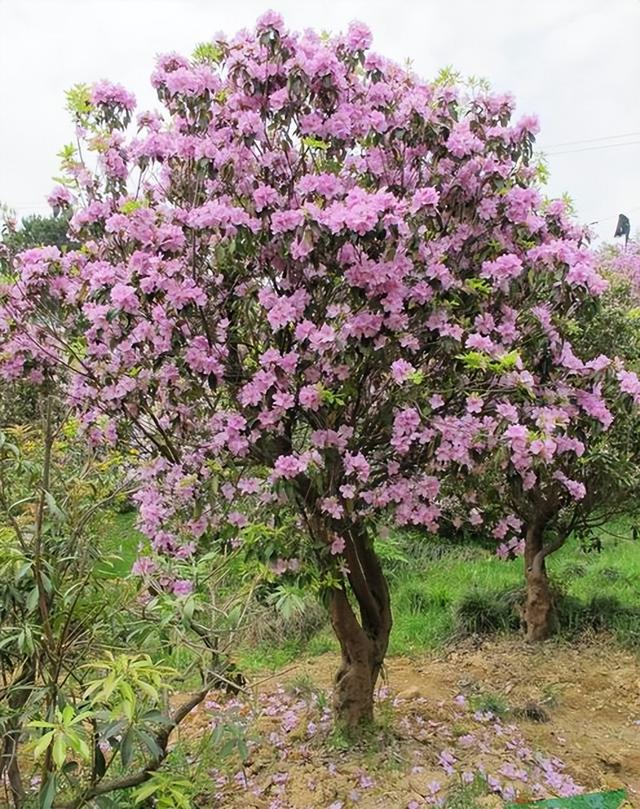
left=586, top=204, right=640, bottom=227
left=542, top=130, right=640, bottom=149
left=545, top=140, right=640, bottom=157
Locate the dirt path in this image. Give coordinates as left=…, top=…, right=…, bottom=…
left=176, top=637, right=640, bottom=807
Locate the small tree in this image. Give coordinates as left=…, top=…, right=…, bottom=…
left=0, top=207, right=73, bottom=426
left=446, top=244, right=640, bottom=641
left=0, top=398, right=255, bottom=808
left=0, top=15, right=627, bottom=724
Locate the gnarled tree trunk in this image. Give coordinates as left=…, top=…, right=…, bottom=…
left=523, top=522, right=555, bottom=641
left=328, top=522, right=392, bottom=727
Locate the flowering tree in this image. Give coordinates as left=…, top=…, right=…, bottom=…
left=442, top=240, right=640, bottom=641
left=598, top=238, right=640, bottom=294
left=0, top=14, right=630, bottom=724
left=458, top=347, right=640, bottom=641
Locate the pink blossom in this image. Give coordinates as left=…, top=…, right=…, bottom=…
left=618, top=369, right=640, bottom=396
left=273, top=454, right=308, bottom=480
left=47, top=186, right=74, bottom=209
left=343, top=452, right=370, bottom=482
left=299, top=385, right=321, bottom=411
left=131, top=556, right=156, bottom=576
left=91, top=80, right=136, bottom=110
left=330, top=535, right=346, bottom=555
left=172, top=579, right=193, bottom=597
left=345, top=21, right=372, bottom=51
left=111, top=283, right=139, bottom=314
left=391, top=359, right=415, bottom=383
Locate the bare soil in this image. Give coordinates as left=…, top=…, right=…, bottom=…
left=175, top=636, right=640, bottom=808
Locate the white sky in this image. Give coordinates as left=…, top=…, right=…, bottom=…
left=1, top=0, right=639, bottom=241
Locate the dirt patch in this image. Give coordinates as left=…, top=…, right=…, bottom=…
left=173, top=637, right=640, bottom=807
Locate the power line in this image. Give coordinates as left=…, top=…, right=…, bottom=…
left=545, top=139, right=640, bottom=157
left=542, top=130, right=640, bottom=149
left=586, top=204, right=640, bottom=227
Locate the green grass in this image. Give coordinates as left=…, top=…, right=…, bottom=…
left=237, top=640, right=306, bottom=673
left=89, top=510, right=640, bottom=665
left=238, top=520, right=640, bottom=666
left=96, top=511, right=145, bottom=578
left=389, top=547, right=522, bottom=654
left=388, top=525, right=640, bottom=655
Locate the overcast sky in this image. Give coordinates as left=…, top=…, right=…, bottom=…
left=1, top=0, right=639, bottom=241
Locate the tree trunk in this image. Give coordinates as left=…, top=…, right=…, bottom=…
left=329, top=523, right=392, bottom=727
left=523, top=522, right=555, bottom=641
left=0, top=662, right=34, bottom=809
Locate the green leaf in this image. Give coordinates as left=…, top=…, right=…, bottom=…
left=95, top=797, right=119, bottom=809
left=465, top=277, right=492, bottom=295
left=44, top=490, right=66, bottom=521
left=456, top=351, right=490, bottom=371
left=32, top=730, right=55, bottom=760
left=505, top=790, right=627, bottom=809
left=192, top=42, right=224, bottom=63
left=133, top=780, right=161, bottom=802
left=39, top=774, right=57, bottom=809
left=141, top=709, right=172, bottom=725
left=119, top=199, right=147, bottom=215
left=302, top=136, right=330, bottom=150
left=26, top=587, right=39, bottom=614
left=52, top=733, right=67, bottom=768
left=135, top=729, right=163, bottom=759
left=94, top=744, right=107, bottom=778
left=120, top=728, right=134, bottom=767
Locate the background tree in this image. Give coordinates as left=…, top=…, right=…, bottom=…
left=0, top=204, right=73, bottom=427
left=442, top=240, right=640, bottom=640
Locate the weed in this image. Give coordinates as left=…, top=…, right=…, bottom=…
left=285, top=672, right=322, bottom=699
left=454, top=589, right=520, bottom=636
left=442, top=775, right=490, bottom=808
left=469, top=691, right=509, bottom=718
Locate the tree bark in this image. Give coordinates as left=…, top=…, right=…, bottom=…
left=0, top=662, right=35, bottom=809
left=329, top=522, right=392, bottom=727
left=523, top=522, right=555, bottom=641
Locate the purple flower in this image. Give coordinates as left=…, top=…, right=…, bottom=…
left=91, top=80, right=136, bottom=110
left=330, top=535, right=346, bottom=555
left=172, top=579, right=193, bottom=597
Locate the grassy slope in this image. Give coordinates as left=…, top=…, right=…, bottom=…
left=240, top=520, right=640, bottom=671
left=89, top=510, right=640, bottom=669
left=390, top=531, right=640, bottom=655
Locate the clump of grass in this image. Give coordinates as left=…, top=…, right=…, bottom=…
left=469, top=691, right=509, bottom=718
left=454, top=589, right=520, bottom=637
left=245, top=595, right=327, bottom=648
left=396, top=579, right=451, bottom=613
left=442, top=775, right=490, bottom=808
left=559, top=561, right=589, bottom=579
left=285, top=672, right=324, bottom=700
left=540, top=683, right=561, bottom=709
left=325, top=709, right=397, bottom=756
left=554, top=592, right=640, bottom=637
left=306, top=630, right=338, bottom=656
left=598, top=566, right=628, bottom=582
